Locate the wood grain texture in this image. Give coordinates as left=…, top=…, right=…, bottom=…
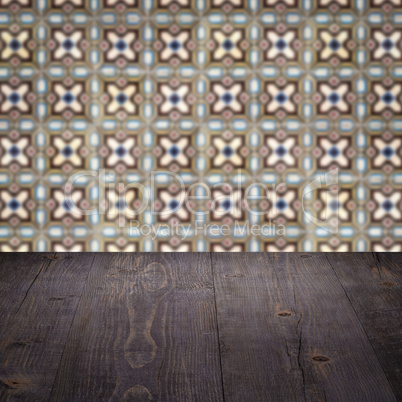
left=326, top=252, right=402, bottom=400
left=0, top=253, right=54, bottom=335
left=0, top=253, right=95, bottom=401
left=49, top=253, right=223, bottom=402
left=211, top=253, right=396, bottom=402
left=0, top=252, right=400, bottom=402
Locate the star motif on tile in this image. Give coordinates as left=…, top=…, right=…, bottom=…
left=212, top=29, right=245, bottom=61
left=52, top=30, right=84, bottom=61
left=105, top=83, right=138, bottom=115
left=372, top=83, right=402, bottom=114
left=319, top=30, right=351, bottom=61
left=265, top=30, right=297, bottom=60
left=0, top=30, right=31, bottom=61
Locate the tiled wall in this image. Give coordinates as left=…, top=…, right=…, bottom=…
left=0, top=0, right=401, bottom=251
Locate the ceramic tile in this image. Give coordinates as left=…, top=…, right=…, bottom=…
left=0, top=0, right=401, bottom=251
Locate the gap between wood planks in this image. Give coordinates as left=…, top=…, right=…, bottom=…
left=0, top=252, right=400, bottom=401
left=209, top=252, right=226, bottom=402
left=209, top=252, right=398, bottom=401
left=48, top=254, right=96, bottom=399
left=324, top=253, right=398, bottom=401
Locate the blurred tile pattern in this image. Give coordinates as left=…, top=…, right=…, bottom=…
left=0, top=0, right=401, bottom=251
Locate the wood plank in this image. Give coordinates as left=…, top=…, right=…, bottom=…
left=212, top=253, right=304, bottom=401
left=0, top=253, right=95, bottom=401
left=326, top=252, right=401, bottom=400
left=0, top=253, right=55, bottom=334
left=211, top=253, right=396, bottom=401
left=49, top=253, right=223, bottom=402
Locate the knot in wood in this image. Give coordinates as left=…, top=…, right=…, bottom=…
left=277, top=311, right=292, bottom=316
left=312, top=355, right=330, bottom=362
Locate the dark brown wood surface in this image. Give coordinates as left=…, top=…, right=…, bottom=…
left=0, top=253, right=54, bottom=334
left=0, top=253, right=400, bottom=401
left=49, top=253, right=223, bottom=402
left=326, top=253, right=402, bottom=400
left=212, top=253, right=396, bottom=401
left=0, top=253, right=95, bottom=400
